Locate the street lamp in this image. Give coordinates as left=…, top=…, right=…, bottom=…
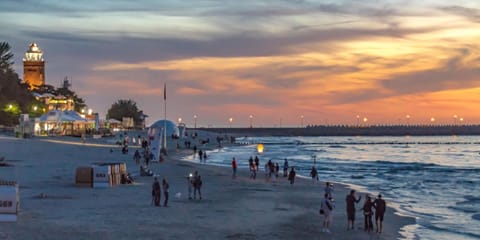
left=194, top=115, right=197, bottom=129
left=229, top=117, right=233, bottom=128
left=300, top=115, right=304, bottom=128
left=406, top=114, right=410, bottom=125
left=178, top=117, right=182, bottom=124
left=460, top=118, right=464, bottom=125
left=430, top=117, right=435, bottom=124
left=88, top=108, right=93, bottom=115
left=249, top=115, right=253, bottom=128
left=363, top=117, right=368, bottom=126
left=356, top=115, right=360, bottom=126
left=453, top=114, right=458, bottom=125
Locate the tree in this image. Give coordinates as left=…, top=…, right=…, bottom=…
left=0, top=42, right=43, bottom=126
left=107, top=99, right=143, bottom=127
left=0, top=42, right=14, bottom=74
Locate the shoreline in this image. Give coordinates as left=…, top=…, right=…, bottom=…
left=0, top=131, right=415, bottom=239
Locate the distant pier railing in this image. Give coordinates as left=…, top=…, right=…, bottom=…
left=190, top=125, right=480, bottom=137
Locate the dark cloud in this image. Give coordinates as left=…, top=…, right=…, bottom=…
left=382, top=49, right=480, bottom=95
left=439, top=5, right=480, bottom=23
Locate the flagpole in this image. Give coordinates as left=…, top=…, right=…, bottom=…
left=162, top=82, right=167, bottom=154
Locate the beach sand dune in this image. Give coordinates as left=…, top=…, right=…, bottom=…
left=0, top=133, right=414, bottom=239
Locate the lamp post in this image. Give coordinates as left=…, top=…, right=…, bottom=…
left=356, top=115, right=360, bottom=126
left=363, top=117, right=368, bottom=126
left=430, top=117, right=435, bottom=125
left=229, top=117, right=233, bottom=128
left=194, top=115, right=197, bottom=129
left=249, top=115, right=253, bottom=128
left=300, top=115, right=304, bottom=128
left=406, top=114, right=410, bottom=125
left=453, top=114, right=458, bottom=125
left=460, top=117, right=464, bottom=125
left=178, top=117, right=182, bottom=125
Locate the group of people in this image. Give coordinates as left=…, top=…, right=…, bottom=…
left=151, top=177, right=170, bottom=207
left=320, top=186, right=386, bottom=234
left=230, top=157, right=297, bottom=184
left=187, top=171, right=203, bottom=200
left=346, top=190, right=386, bottom=234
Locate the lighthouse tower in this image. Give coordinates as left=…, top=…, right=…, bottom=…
left=23, top=42, right=45, bottom=89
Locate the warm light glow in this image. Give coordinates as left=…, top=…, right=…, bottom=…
left=430, top=117, right=436, bottom=122
left=406, top=115, right=410, bottom=119
left=257, top=143, right=264, bottom=154
left=8, top=104, right=12, bottom=109
left=363, top=117, right=368, bottom=123
left=229, top=117, right=233, bottom=123
left=178, top=117, right=182, bottom=123
left=33, top=106, right=38, bottom=111
left=81, top=109, right=85, bottom=113
left=88, top=108, right=93, bottom=115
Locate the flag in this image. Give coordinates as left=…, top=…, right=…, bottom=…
left=163, top=83, right=166, bottom=100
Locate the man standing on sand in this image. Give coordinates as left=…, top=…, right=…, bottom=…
left=193, top=172, right=202, bottom=200
left=283, top=158, right=289, bottom=177
left=231, top=157, right=237, bottom=179
left=321, top=193, right=335, bottom=233
left=162, top=178, right=169, bottom=207
left=346, top=189, right=362, bottom=230
left=152, top=177, right=161, bottom=207
left=288, top=167, right=296, bottom=185
left=373, top=194, right=386, bottom=233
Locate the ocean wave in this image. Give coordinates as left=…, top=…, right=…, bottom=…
left=448, top=205, right=477, bottom=214
left=472, top=214, right=480, bottom=221
left=328, top=145, right=346, bottom=148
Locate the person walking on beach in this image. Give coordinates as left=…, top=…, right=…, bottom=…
left=283, top=159, right=289, bottom=177
left=321, top=193, right=335, bottom=233
left=362, top=195, right=374, bottom=232
left=346, top=189, right=361, bottom=230
left=198, top=149, right=203, bottom=162
left=288, top=167, right=296, bottom=185
left=152, top=177, right=161, bottom=207
left=162, top=178, right=169, bottom=207
left=254, top=156, right=259, bottom=175
left=373, top=194, right=386, bottom=233
left=193, top=173, right=202, bottom=200
left=133, top=150, right=141, bottom=165
left=187, top=173, right=193, bottom=200
left=231, top=158, right=237, bottom=179
left=310, top=166, right=319, bottom=183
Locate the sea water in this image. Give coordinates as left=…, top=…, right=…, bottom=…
left=184, top=135, right=480, bottom=240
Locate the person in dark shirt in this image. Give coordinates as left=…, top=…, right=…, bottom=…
left=345, top=189, right=362, bottom=230
left=362, top=195, right=374, bottom=232
left=162, top=178, right=170, bottom=207
left=152, top=177, right=161, bottom=207
left=288, top=167, right=296, bottom=185
left=373, top=194, right=386, bottom=233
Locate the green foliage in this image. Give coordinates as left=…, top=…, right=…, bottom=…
left=0, top=42, right=44, bottom=126
left=107, top=99, right=144, bottom=127
left=0, top=42, right=14, bottom=74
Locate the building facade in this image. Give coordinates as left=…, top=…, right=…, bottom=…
left=23, top=42, right=45, bottom=89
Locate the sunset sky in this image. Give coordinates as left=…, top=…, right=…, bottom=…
left=1, top=0, right=479, bottom=127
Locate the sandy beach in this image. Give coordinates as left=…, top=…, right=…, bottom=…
left=0, top=132, right=414, bottom=240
